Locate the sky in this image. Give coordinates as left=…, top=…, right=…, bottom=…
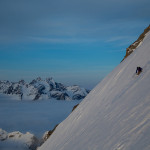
left=0, top=0, right=149, bottom=89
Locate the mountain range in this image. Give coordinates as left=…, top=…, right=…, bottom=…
left=0, top=77, right=89, bottom=101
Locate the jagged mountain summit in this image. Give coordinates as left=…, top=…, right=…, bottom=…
left=38, top=25, right=150, bottom=150
left=0, top=77, right=89, bottom=100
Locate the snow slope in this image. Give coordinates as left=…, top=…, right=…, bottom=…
left=39, top=30, right=150, bottom=150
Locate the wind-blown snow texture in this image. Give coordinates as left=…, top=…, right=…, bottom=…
left=39, top=31, right=150, bottom=150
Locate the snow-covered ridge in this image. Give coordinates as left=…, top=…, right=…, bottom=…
left=123, top=25, right=150, bottom=60
left=0, top=77, right=89, bottom=100
left=38, top=27, right=150, bottom=150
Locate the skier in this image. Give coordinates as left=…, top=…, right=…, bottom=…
left=136, top=67, right=142, bottom=75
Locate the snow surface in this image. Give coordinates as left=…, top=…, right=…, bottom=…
left=0, top=94, right=79, bottom=138
left=39, top=31, right=150, bottom=150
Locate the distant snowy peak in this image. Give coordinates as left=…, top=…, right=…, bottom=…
left=0, top=128, right=39, bottom=150
left=123, top=25, right=150, bottom=60
left=0, top=77, right=89, bottom=101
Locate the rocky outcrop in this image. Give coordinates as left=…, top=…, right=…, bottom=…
left=0, top=77, right=90, bottom=101
left=72, top=104, right=79, bottom=112
left=42, top=124, right=59, bottom=143
left=50, top=91, right=69, bottom=100
left=122, top=25, right=150, bottom=61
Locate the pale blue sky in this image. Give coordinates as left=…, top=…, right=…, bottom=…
left=0, top=0, right=149, bottom=89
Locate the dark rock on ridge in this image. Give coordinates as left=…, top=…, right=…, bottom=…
left=122, top=25, right=150, bottom=61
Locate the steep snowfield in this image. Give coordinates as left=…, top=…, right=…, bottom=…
left=39, top=31, right=150, bottom=150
